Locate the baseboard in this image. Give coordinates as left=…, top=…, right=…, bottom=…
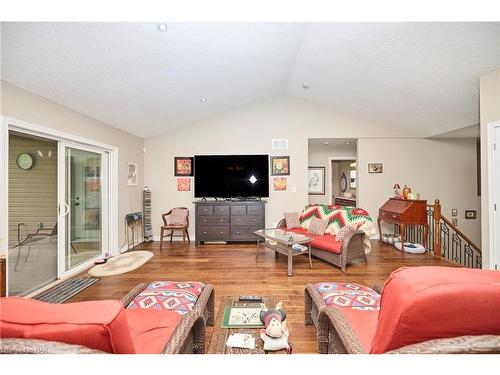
left=152, top=235, right=196, bottom=242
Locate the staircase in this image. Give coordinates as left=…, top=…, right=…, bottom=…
left=394, top=199, right=482, bottom=269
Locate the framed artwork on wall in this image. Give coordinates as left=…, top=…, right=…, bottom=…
left=127, top=162, right=138, bottom=186
left=273, top=177, right=287, bottom=191
left=271, top=156, right=290, bottom=176
left=174, top=157, right=194, bottom=176
left=177, top=178, right=191, bottom=191
left=368, top=163, right=383, bottom=174
left=308, top=166, right=325, bottom=195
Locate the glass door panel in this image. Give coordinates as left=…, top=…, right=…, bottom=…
left=64, top=147, right=103, bottom=270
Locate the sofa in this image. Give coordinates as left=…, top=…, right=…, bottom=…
left=278, top=204, right=376, bottom=272
left=304, top=266, right=500, bottom=354
left=0, top=281, right=214, bottom=354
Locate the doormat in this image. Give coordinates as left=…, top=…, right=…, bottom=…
left=34, top=277, right=99, bottom=303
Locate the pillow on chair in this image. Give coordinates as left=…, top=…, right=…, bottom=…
left=168, top=208, right=188, bottom=226
left=284, top=212, right=301, bottom=229
left=308, top=217, right=328, bottom=236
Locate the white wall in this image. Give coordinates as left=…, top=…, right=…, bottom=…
left=358, top=138, right=481, bottom=245
left=480, top=68, right=500, bottom=269
left=307, top=142, right=356, bottom=205
left=144, top=94, right=407, bottom=238
left=1, top=81, right=145, bottom=251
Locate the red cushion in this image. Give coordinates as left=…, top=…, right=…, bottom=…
left=370, top=267, right=500, bottom=353
left=0, top=297, right=135, bottom=353
left=336, top=308, right=379, bottom=352
left=125, top=309, right=182, bottom=354
left=286, top=228, right=342, bottom=254
left=310, top=234, right=342, bottom=254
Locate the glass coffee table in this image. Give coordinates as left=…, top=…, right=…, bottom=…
left=254, top=228, right=312, bottom=276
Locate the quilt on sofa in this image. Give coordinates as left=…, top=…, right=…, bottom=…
left=298, top=204, right=376, bottom=253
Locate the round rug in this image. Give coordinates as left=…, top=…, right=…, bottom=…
left=88, top=251, right=153, bottom=277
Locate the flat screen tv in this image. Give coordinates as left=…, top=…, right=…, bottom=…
left=194, top=155, right=269, bottom=198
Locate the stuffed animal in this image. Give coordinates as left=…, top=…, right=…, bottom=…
left=259, top=302, right=291, bottom=353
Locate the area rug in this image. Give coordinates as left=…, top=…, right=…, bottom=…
left=88, top=251, right=153, bottom=277
left=35, top=277, right=99, bottom=303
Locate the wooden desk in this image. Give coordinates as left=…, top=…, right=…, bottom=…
left=378, top=198, right=429, bottom=249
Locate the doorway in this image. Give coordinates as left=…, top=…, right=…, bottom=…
left=3, top=121, right=114, bottom=296
left=331, top=159, right=357, bottom=206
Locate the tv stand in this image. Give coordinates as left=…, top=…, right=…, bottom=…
left=194, top=200, right=266, bottom=246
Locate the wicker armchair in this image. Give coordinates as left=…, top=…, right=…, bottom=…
left=0, top=284, right=215, bottom=354
left=276, top=218, right=366, bottom=272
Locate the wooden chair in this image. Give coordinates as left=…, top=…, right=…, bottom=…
left=160, top=208, right=190, bottom=249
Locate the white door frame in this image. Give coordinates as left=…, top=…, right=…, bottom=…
left=486, top=120, right=500, bottom=270
left=1, top=116, right=119, bottom=295
left=328, top=157, right=357, bottom=205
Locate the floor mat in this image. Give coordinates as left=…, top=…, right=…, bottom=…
left=34, top=277, right=99, bottom=303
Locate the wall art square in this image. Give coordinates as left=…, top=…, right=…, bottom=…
left=174, top=157, right=193, bottom=176
left=368, top=163, right=383, bottom=174
left=177, top=178, right=191, bottom=191
left=465, top=210, right=477, bottom=219
left=273, top=177, right=287, bottom=191
left=127, top=162, right=138, bottom=186
left=271, top=156, right=290, bottom=176
left=308, top=166, right=325, bottom=195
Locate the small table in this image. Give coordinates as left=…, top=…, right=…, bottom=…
left=254, top=228, right=312, bottom=276
left=207, top=296, right=285, bottom=354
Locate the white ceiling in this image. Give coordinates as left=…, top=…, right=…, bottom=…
left=1, top=22, right=499, bottom=138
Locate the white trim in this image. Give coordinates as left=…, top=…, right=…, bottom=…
left=327, top=157, right=358, bottom=205
left=1, top=116, right=120, bottom=295
left=486, top=120, right=500, bottom=270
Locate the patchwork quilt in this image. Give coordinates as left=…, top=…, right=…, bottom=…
left=315, top=282, right=380, bottom=311
left=299, top=204, right=376, bottom=253
left=127, top=281, right=205, bottom=315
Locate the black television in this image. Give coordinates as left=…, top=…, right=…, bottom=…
left=194, top=155, right=269, bottom=198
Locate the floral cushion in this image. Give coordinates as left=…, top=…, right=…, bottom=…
left=127, top=281, right=205, bottom=315
left=315, top=282, right=380, bottom=310
left=168, top=208, right=188, bottom=226
left=308, top=217, right=328, bottom=236
left=284, top=212, right=301, bottom=229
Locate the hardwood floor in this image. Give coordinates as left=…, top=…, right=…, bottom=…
left=69, top=240, right=457, bottom=353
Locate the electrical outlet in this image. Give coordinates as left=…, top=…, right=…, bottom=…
left=292, top=186, right=297, bottom=193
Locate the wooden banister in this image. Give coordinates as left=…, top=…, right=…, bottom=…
left=431, top=199, right=442, bottom=257
left=440, top=215, right=481, bottom=254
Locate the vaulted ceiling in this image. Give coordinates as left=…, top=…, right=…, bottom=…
left=2, top=22, right=499, bottom=138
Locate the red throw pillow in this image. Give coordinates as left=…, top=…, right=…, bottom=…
left=0, top=297, right=136, bottom=354
left=369, top=266, right=500, bottom=353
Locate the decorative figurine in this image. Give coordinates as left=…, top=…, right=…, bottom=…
left=402, top=185, right=412, bottom=199
left=393, top=183, right=402, bottom=198
left=259, top=302, right=291, bottom=353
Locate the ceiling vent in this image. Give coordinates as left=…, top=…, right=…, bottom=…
left=272, top=139, right=288, bottom=150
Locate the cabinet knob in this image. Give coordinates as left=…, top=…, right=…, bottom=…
left=203, top=231, right=207, bottom=234
left=253, top=219, right=257, bottom=222
left=392, top=215, right=397, bottom=219
left=220, top=219, right=223, bottom=222
left=220, top=231, right=223, bottom=234
left=203, top=219, right=206, bottom=222
left=237, top=231, right=240, bottom=234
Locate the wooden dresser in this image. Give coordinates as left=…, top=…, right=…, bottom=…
left=194, top=200, right=266, bottom=246
left=378, top=198, right=429, bottom=249
left=334, top=196, right=357, bottom=207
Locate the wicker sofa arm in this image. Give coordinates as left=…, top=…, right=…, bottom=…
left=0, top=338, right=105, bottom=354
left=388, top=335, right=500, bottom=354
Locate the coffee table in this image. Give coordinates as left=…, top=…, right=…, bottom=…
left=207, top=296, right=286, bottom=354
left=254, top=228, right=312, bottom=276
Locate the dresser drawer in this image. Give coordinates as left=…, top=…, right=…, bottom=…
left=231, top=226, right=259, bottom=240
left=246, top=205, right=262, bottom=215
left=380, top=211, right=401, bottom=222
left=232, top=215, right=262, bottom=226
left=197, top=206, right=214, bottom=216
left=197, top=227, right=230, bottom=240
left=213, top=205, right=230, bottom=216
left=198, top=216, right=229, bottom=227
left=231, top=205, right=247, bottom=215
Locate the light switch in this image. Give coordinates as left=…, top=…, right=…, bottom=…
left=292, top=186, right=297, bottom=193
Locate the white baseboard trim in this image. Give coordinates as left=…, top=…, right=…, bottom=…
left=152, top=235, right=196, bottom=242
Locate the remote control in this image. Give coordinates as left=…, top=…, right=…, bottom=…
left=239, top=295, right=262, bottom=302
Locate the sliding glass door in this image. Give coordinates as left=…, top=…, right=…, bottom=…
left=60, top=145, right=107, bottom=272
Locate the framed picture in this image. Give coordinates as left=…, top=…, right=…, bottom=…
left=174, top=157, right=193, bottom=176
left=368, top=163, right=383, bottom=174
left=273, top=177, right=287, bottom=191
left=177, top=178, right=191, bottom=191
left=127, top=162, right=138, bottom=186
left=452, top=218, right=458, bottom=226
left=308, top=166, right=325, bottom=195
left=451, top=209, right=458, bottom=217
left=465, top=210, right=477, bottom=219
left=271, top=156, right=290, bottom=176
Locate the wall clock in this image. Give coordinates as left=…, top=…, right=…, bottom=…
left=16, top=153, right=34, bottom=170
left=340, top=173, right=348, bottom=193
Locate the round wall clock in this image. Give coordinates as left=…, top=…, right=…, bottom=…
left=16, top=153, right=34, bottom=170
left=340, top=173, right=348, bottom=193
